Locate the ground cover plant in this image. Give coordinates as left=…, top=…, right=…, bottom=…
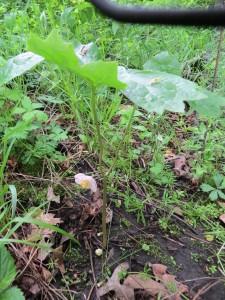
left=1, top=0, right=225, bottom=299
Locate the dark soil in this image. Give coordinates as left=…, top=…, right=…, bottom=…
left=56, top=199, right=225, bottom=300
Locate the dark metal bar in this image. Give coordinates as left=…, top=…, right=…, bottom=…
left=90, top=0, right=225, bottom=27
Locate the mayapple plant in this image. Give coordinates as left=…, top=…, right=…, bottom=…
left=26, top=29, right=225, bottom=249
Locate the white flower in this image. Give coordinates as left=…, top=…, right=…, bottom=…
left=74, top=173, right=97, bottom=193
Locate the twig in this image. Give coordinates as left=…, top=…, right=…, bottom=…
left=192, top=279, right=223, bottom=300
left=88, top=241, right=100, bottom=300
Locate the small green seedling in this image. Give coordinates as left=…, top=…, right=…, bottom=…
left=201, top=173, right=225, bottom=201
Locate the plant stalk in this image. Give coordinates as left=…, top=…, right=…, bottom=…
left=90, top=85, right=103, bottom=172
left=90, top=85, right=107, bottom=248
left=102, top=174, right=107, bottom=248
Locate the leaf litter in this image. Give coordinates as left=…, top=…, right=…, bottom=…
left=98, top=262, right=189, bottom=300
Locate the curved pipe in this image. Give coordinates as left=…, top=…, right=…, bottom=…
left=90, top=0, right=225, bottom=27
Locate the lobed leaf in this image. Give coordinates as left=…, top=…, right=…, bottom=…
left=27, top=30, right=126, bottom=89
left=0, top=287, right=25, bottom=300
left=118, top=67, right=206, bottom=114
left=144, top=51, right=182, bottom=76
left=27, top=29, right=80, bottom=73
left=0, top=52, right=44, bottom=87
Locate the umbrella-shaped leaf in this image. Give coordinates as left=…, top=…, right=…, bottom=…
left=27, top=30, right=126, bottom=89
left=188, top=89, right=225, bottom=117
left=0, top=52, right=44, bottom=87
left=80, top=60, right=126, bottom=89
left=118, top=67, right=206, bottom=114
left=27, top=29, right=80, bottom=73
left=144, top=51, right=182, bottom=76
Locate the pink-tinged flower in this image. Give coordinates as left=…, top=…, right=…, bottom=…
left=74, top=173, right=97, bottom=193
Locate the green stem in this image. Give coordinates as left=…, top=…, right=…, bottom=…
left=102, top=174, right=107, bottom=248
left=90, top=85, right=103, bottom=172
left=106, top=104, right=137, bottom=176
left=90, top=85, right=107, bottom=248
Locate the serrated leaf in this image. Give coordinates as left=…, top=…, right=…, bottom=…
left=80, top=60, right=126, bottom=88
left=144, top=51, right=182, bottom=76
left=188, top=89, right=225, bottom=117
left=0, top=287, right=25, bottom=300
left=27, top=30, right=126, bottom=89
left=200, top=183, right=215, bottom=192
left=209, top=190, right=218, bottom=201
left=213, top=174, right=224, bottom=188
left=0, top=246, right=17, bottom=290
left=118, top=67, right=206, bottom=114
left=0, top=52, right=44, bottom=87
left=27, top=29, right=80, bottom=73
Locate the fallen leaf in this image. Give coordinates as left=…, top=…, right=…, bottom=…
left=29, top=283, right=41, bottom=295
left=151, top=263, right=188, bottom=300
left=164, top=149, right=176, bottom=159
left=80, top=199, right=103, bottom=225
left=42, top=267, right=52, bottom=282
left=47, top=186, right=60, bottom=203
left=161, top=274, right=188, bottom=300
left=28, top=212, right=62, bottom=242
left=98, top=262, right=135, bottom=300
left=173, top=206, right=183, bottom=217
left=106, top=207, right=113, bottom=223
left=37, top=240, right=54, bottom=262
left=124, top=274, right=168, bottom=297
left=174, top=155, right=190, bottom=177
left=219, top=213, right=225, bottom=224
left=151, top=263, right=168, bottom=279
left=52, top=246, right=66, bottom=274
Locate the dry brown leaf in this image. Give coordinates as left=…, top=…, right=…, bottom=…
left=174, top=155, right=190, bottom=177
left=37, top=240, right=54, bottom=262
left=37, top=212, right=62, bottom=226
left=106, top=207, right=113, bottom=223
left=28, top=212, right=62, bottom=242
left=124, top=274, right=168, bottom=298
left=47, top=186, right=60, bottom=203
left=151, top=263, right=168, bottom=279
left=161, top=274, right=188, bottom=300
left=219, top=213, right=225, bottom=224
left=98, top=262, right=135, bottom=300
left=29, top=283, right=41, bottom=295
left=52, top=246, right=66, bottom=274
left=42, top=267, right=52, bottom=282
left=164, top=149, right=176, bottom=159
left=173, top=206, right=183, bottom=217
left=151, top=263, right=188, bottom=300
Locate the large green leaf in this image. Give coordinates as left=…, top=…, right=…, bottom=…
left=0, top=287, right=25, bottom=300
left=144, top=51, right=182, bottom=76
left=27, top=30, right=126, bottom=89
left=0, top=246, right=16, bottom=290
left=188, top=89, right=225, bottom=117
left=27, top=30, right=79, bottom=73
left=118, top=67, right=206, bottom=114
left=80, top=61, right=125, bottom=88
left=0, top=52, right=44, bottom=87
